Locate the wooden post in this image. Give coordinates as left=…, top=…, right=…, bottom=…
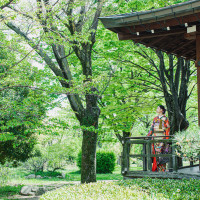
left=172, top=140, right=178, bottom=172
left=121, top=138, right=129, bottom=176
left=143, top=143, right=147, bottom=171
left=196, top=34, right=200, bottom=127
left=146, top=141, right=152, bottom=171
left=168, top=142, right=173, bottom=172
left=196, top=34, right=200, bottom=171
left=127, top=143, right=130, bottom=172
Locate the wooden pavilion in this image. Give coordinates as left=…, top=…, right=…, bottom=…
left=99, top=0, right=200, bottom=179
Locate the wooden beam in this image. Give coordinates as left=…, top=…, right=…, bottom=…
left=171, top=40, right=194, bottom=54
left=118, top=29, right=185, bottom=41
left=146, top=36, right=166, bottom=47
left=184, top=32, right=196, bottom=40
left=188, top=55, right=196, bottom=61
left=177, top=48, right=195, bottom=57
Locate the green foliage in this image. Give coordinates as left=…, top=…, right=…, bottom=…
left=96, top=151, right=116, bottom=173
left=174, top=126, right=200, bottom=160
left=0, top=185, right=23, bottom=199
left=0, top=31, right=59, bottom=164
left=23, top=131, right=81, bottom=173
left=40, top=181, right=153, bottom=200
left=0, top=163, right=11, bottom=186
left=77, top=151, right=116, bottom=173
left=119, top=178, right=200, bottom=200
left=34, top=171, right=62, bottom=177
left=23, top=156, right=47, bottom=173
left=77, top=151, right=82, bottom=170
left=41, top=178, right=200, bottom=200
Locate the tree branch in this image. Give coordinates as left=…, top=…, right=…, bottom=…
left=0, top=0, right=15, bottom=9
left=4, top=20, right=62, bottom=78
left=90, top=0, right=104, bottom=31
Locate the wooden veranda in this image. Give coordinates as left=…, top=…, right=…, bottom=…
left=99, top=0, right=200, bottom=179
left=121, top=136, right=200, bottom=180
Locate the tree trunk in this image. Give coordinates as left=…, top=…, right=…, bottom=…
left=157, top=52, right=190, bottom=134
left=80, top=110, right=99, bottom=183
left=81, top=129, right=98, bottom=183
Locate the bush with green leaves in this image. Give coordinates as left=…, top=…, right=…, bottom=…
left=23, top=156, right=47, bottom=174
left=77, top=151, right=116, bottom=173
left=174, top=126, right=200, bottom=161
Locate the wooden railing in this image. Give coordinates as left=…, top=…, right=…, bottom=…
left=121, top=136, right=177, bottom=175
left=121, top=136, right=200, bottom=179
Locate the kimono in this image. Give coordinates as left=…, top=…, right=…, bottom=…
left=147, top=115, right=170, bottom=172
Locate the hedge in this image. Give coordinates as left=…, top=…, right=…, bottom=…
left=77, top=151, right=116, bottom=173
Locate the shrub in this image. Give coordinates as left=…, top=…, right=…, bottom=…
left=174, top=126, right=200, bottom=161
left=35, top=171, right=62, bottom=177
left=77, top=151, right=116, bottom=173
left=23, top=156, right=47, bottom=174
left=42, top=179, right=200, bottom=200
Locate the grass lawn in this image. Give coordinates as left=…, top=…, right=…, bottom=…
left=0, top=185, right=24, bottom=199
left=1, top=164, right=199, bottom=199
left=0, top=164, right=123, bottom=199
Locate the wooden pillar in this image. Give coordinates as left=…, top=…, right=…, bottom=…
left=143, top=143, right=147, bottom=171
left=196, top=34, right=200, bottom=171
left=146, top=141, right=152, bottom=171
left=196, top=34, right=200, bottom=126
left=172, top=140, right=178, bottom=172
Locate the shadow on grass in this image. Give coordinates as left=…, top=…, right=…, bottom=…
left=27, top=171, right=62, bottom=177
left=68, top=170, right=81, bottom=174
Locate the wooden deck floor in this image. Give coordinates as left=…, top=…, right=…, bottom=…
left=178, top=166, right=200, bottom=175
left=124, top=166, right=200, bottom=180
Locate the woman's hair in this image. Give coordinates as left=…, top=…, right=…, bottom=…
left=159, top=105, right=166, bottom=114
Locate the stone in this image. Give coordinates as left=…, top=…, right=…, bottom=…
left=27, top=192, right=35, bottom=196
left=35, top=187, right=46, bottom=196
left=36, top=175, right=42, bottom=179
left=31, top=186, right=39, bottom=192
left=61, top=172, right=66, bottom=179
left=25, top=174, right=35, bottom=179
left=20, top=186, right=33, bottom=196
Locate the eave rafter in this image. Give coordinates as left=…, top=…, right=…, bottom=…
left=118, top=27, right=186, bottom=40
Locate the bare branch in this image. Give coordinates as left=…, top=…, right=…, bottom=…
left=7, top=5, right=33, bottom=19
left=188, top=83, right=197, bottom=98
left=136, top=78, right=162, bottom=90
left=11, top=48, right=35, bottom=67
left=134, top=48, right=160, bottom=74
left=119, top=59, right=160, bottom=82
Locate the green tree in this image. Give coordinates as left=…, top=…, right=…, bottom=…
left=1, top=0, right=104, bottom=183
left=0, top=31, right=58, bottom=164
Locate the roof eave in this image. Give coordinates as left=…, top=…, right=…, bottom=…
left=99, top=0, right=200, bottom=28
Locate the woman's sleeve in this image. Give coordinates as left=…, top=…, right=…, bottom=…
left=147, top=118, right=155, bottom=136
left=164, top=118, right=170, bottom=138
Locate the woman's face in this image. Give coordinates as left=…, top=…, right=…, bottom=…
left=156, top=106, right=163, bottom=114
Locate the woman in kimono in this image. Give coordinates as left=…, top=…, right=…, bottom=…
left=147, top=105, right=170, bottom=172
